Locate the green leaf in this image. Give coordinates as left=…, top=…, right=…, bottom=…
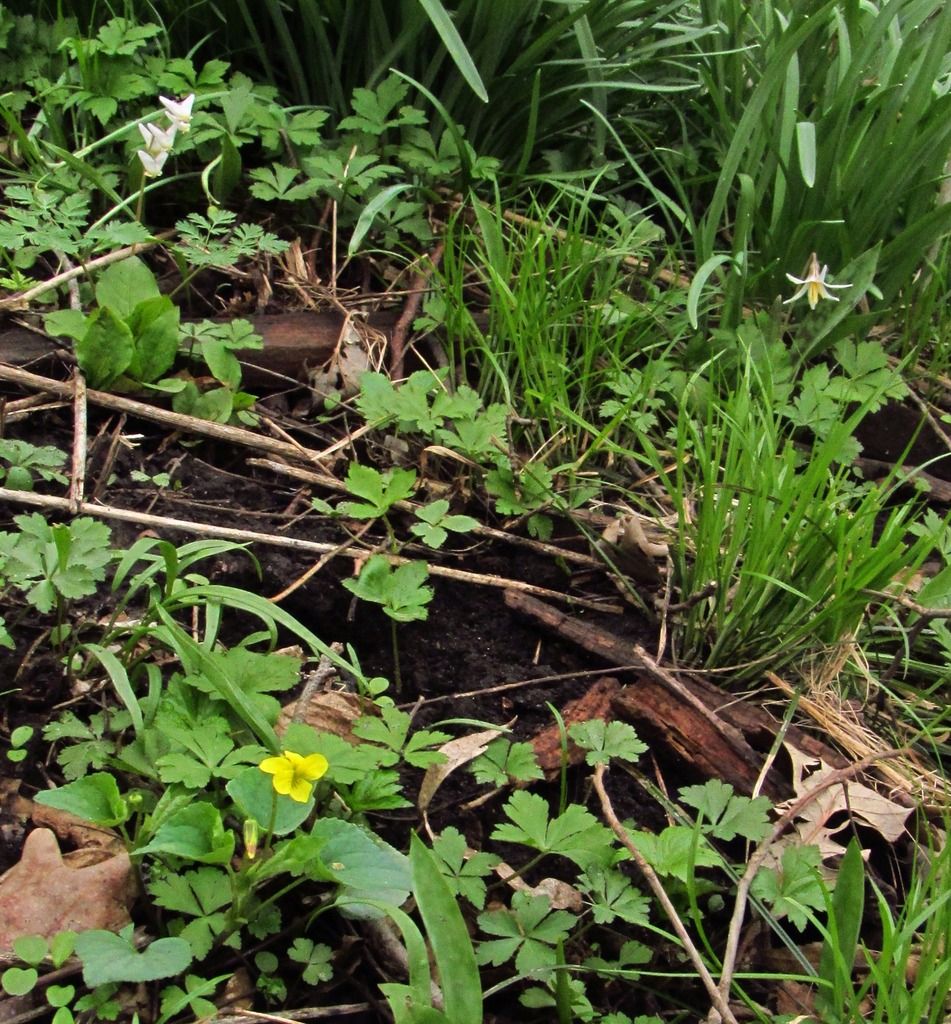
left=477, top=891, right=575, bottom=974
left=349, top=184, right=414, bottom=256
left=34, top=773, right=128, bottom=827
left=431, top=827, right=499, bottom=909
left=796, top=120, right=816, bottom=188
left=288, top=939, right=334, bottom=985
left=410, top=835, right=482, bottom=1024
left=76, top=307, right=134, bottom=389
left=226, top=766, right=315, bottom=835
left=624, top=826, right=721, bottom=883
left=343, top=555, right=433, bottom=622
left=75, top=926, right=192, bottom=987
left=492, top=791, right=614, bottom=869
left=415, top=0, right=488, bottom=103
left=816, top=837, right=866, bottom=1017
left=94, top=256, right=159, bottom=320
left=43, top=309, right=88, bottom=343
left=137, top=802, right=235, bottom=864
left=2, top=967, right=37, bottom=996
left=13, top=935, right=47, bottom=966
left=45, top=984, right=75, bottom=1008
left=148, top=867, right=231, bottom=918
left=678, top=779, right=772, bottom=842
left=339, top=463, right=416, bottom=518
left=470, top=739, right=542, bottom=786
left=125, top=295, right=180, bottom=383
left=568, top=720, right=647, bottom=767
left=751, top=844, right=826, bottom=931
left=579, top=867, right=650, bottom=926
left=687, top=253, right=734, bottom=330
left=311, top=818, right=411, bottom=911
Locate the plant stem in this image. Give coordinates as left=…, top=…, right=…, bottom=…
left=390, top=617, right=402, bottom=694
left=263, top=790, right=278, bottom=854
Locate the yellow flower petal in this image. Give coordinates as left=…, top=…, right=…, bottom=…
left=259, top=756, right=287, bottom=776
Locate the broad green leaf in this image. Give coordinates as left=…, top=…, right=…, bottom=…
left=76, top=306, right=134, bottom=388
left=136, top=802, right=235, bottom=864
left=796, top=120, right=816, bottom=187
left=43, top=308, right=87, bottom=342
left=125, top=295, right=180, bottom=383
left=94, top=255, right=159, bottom=320
left=226, top=766, right=315, bottom=835
left=1, top=968, right=37, bottom=996
left=75, top=927, right=191, bottom=987
left=312, top=818, right=410, bottom=912
left=34, top=773, right=127, bottom=827
left=817, top=837, right=866, bottom=1016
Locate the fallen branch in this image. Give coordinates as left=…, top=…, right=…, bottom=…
left=248, top=457, right=605, bottom=569
left=0, top=488, right=618, bottom=611
left=0, top=232, right=175, bottom=312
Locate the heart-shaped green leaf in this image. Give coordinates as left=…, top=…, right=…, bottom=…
left=75, top=926, right=192, bottom=987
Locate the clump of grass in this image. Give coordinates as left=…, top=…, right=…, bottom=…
left=639, top=355, right=937, bottom=679
left=433, top=191, right=682, bottom=462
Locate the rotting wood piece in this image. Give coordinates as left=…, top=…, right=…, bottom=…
left=502, top=589, right=845, bottom=800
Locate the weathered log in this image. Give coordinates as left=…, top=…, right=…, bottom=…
left=503, top=588, right=845, bottom=799
left=0, top=310, right=399, bottom=386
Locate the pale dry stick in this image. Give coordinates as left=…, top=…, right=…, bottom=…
left=290, top=643, right=344, bottom=725
left=0, top=487, right=617, bottom=611
left=69, top=369, right=87, bottom=513
left=592, top=762, right=740, bottom=1024
left=269, top=521, right=374, bottom=603
left=0, top=364, right=324, bottom=463
left=0, top=231, right=175, bottom=311
left=712, top=750, right=904, bottom=1023
left=214, top=1006, right=371, bottom=1023
left=248, top=456, right=605, bottom=569
left=404, top=663, right=643, bottom=708
left=0, top=364, right=607, bottom=573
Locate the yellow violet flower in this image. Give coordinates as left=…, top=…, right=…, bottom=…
left=784, top=252, right=851, bottom=309
left=259, top=749, right=329, bottom=803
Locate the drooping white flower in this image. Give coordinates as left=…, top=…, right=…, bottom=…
left=784, top=252, right=851, bottom=309
left=159, top=93, right=195, bottom=133
left=137, top=120, right=177, bottom=156
left=137, top=148, right=170, bottom=178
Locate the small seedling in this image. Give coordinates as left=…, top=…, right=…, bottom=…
left=343, top=554, right=433, bottom=689
left=410, top=499, right=479, bottom=548
left=6, top=724, right=34, bottom=763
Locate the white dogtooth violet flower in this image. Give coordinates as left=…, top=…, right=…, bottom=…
left=784, top=252, right=851, bottom=309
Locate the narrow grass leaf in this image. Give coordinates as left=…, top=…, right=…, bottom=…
left=410, top=834, right=482, bottom=1024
